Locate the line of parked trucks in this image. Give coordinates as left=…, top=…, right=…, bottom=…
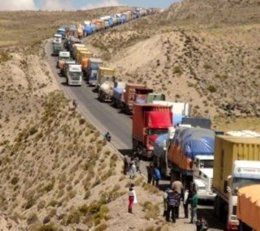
left=51, top=9, right=260, bottom=231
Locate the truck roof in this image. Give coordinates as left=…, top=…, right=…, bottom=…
left=217, top=135, right=260, bottom=144
left=225, top=130, right=260, bottom=137
left=54, top=33, right=62, bottom=38
left=68, top=65, right=82, bottom=72
left=59, top=51, right=70, bottom=58
left=89, top=58, right=103, bottom=63
left=99, top=66, right=115, bottom=71
left=195, top=155, right=214, bottom=160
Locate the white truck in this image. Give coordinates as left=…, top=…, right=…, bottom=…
left=193, top=155, right=216, bottom=201
left=65, top=64, right=82, bottom=86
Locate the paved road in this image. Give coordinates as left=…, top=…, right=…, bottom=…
left=45, top=39, right=225, bottom=231
left=45, top=40, right=132, bottom=151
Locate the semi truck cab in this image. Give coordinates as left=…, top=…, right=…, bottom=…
left=66, top=64, right=82, bottom=86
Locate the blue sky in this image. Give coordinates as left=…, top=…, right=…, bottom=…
left=0, top=0, right=179, bottom=11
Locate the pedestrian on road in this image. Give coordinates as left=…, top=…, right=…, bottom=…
left=165, top=187, right=180, bottom=223
left=190, top=188, right=198, bottom=224
left=183, top=187, right=190, bottom=219
left=152, top=166, right=161, bottom=187
left=163, top=187, right=171, bottom=217
left=171, top=175, right=183, bottom=218
left=129, top=161, right=137, bottom=179
left=147, top=163, right=154, bottom=184
left=123, top=156, right=130, bottom=175
left=134, top=156, right=141, bottom=174
left=128, top=183, right=136, bottom=213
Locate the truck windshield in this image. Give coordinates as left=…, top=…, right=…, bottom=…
left=200, top=159, right=214, bottom=168
left=70, top=72, right=81, bottom=80
left=148, top=129, right=167, bottom=135
left=232, top=177, right=260, bottom=194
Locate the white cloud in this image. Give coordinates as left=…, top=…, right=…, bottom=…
left=0, top=0, right=36, bottom=10
left=40, top=0, right=73, bottom=11
left=81, top=0, right=122, bottom=10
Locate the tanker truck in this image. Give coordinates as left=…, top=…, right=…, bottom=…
left=132, top=104, right=173, bottom=159
left=213, top=132, right=260, bottom=231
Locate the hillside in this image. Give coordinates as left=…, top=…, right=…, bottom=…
left=84, top=0, right=260, bottom=130
left=0, top=7, right=170, bottom=231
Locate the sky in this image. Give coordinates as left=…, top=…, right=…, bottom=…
left=0, top=0, right=178, bottom=11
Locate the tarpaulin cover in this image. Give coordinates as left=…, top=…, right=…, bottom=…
left=153, top=133, right=168, bottom=157
left=173, top=127, right=215, bottom=159
left=238, top=185, right=260, bottom=231
left=147, top=111, right=172, bottom=129
left=113, top=87, right=124, bottom=100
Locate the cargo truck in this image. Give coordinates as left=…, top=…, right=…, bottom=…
left=96, top=67, right=116, bottom=89
left=213, top=135, right=260, bottom=231
left=57, top=51, right=70, bottom=69
left=237, top=184, right=260, bottom=231
left=167, top=127, right=215, bottom=186
left=121, top=84, right=152, bottom=114
left=84, top=58, right=103, bottom=86
left=152, top=101, right=190, bottom=125
left=52, top=42, right=62, bottom=56
left=65, top=64, right=82, bottom=86
left=132, top=104, right=173, bottom=159
left=61, top=60, right=76, bottom=77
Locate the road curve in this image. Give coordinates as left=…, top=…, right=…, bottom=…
left=45, top=39, right=132, bottom=151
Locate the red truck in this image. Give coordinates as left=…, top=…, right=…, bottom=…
left=122, top=83, right=153, bottom=114
left=132, top=104, right=173, bottom=159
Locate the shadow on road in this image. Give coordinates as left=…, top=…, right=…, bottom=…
left=118, top=149, right=133, bottom=157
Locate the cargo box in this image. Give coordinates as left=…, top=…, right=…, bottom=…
left=213, top=136, right=260, bottom=197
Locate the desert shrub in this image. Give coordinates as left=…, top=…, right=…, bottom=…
left=35, top=224, right=57, bottom=231
left=65, top=209, right=81, bottom=225
left=173, top=65, right=183, bottom=75
left=10, top=176, right=19, bottom=185
left=94, top=223, right=108, bottom=231
left=142, top=201, right=160, bottom=220
left=207, top=85, right=217, bottom=93
left=27, top=213, right=39, bottom=225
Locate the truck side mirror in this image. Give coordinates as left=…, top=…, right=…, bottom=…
left=224, top=180, right=228, bottom=193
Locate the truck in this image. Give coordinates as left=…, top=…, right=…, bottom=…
left=57, top=51, right=70, bottom=69
left=167, top=127, right=215, bottom=186
left=152, top=101, right=190, bottom=125
left=52, top=42, right=62, bottom=56
left=65, top=64, right=82, bottom=86
left=121, top=84, right=152, bottom=114
left=96, top=67, right=116, bottom=89
left=60, top=60, right=76, bottom=77
left=132, top=104, right=173, bottom=159
left=98, top=81, right=125, bottom=103
left=84, top=58, right=103, bottom=86
left=237, top=184, right=260, bottom=231
left=213, top=134, right=260, bottom=231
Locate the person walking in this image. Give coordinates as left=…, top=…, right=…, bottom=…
left=134, top=156, right=141, bottom=174
left=183, top=187, right=190, bottom=219
left=163, top=187, right=171, bottom=217
left=190, top=188, right=198, bottom=224
left=165, top=187, right=180, bottom=223
left=128, top=184, right=136, bottom=213
left=152, top=166, right=161, bottom=187
left=123, top=156, right=130, bottom=175
left=129, top=161, right=137, bottom=179
left=147, top=163, right=154, bottom=184
left=171, top=176, right=183, bottom=218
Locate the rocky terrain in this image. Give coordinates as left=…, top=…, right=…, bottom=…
left=85, top=0, right=260, bottom=130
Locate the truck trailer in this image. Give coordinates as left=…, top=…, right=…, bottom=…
left=237, top=184, right=260, bottom=231
left=132, top=104, right=173, bottom=159
left=167, top=127, right=215, bottom=186
left=213, top=135, right=260, bottom=231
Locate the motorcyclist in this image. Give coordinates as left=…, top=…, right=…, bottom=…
left=105, top=132, right=111, bottom=142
